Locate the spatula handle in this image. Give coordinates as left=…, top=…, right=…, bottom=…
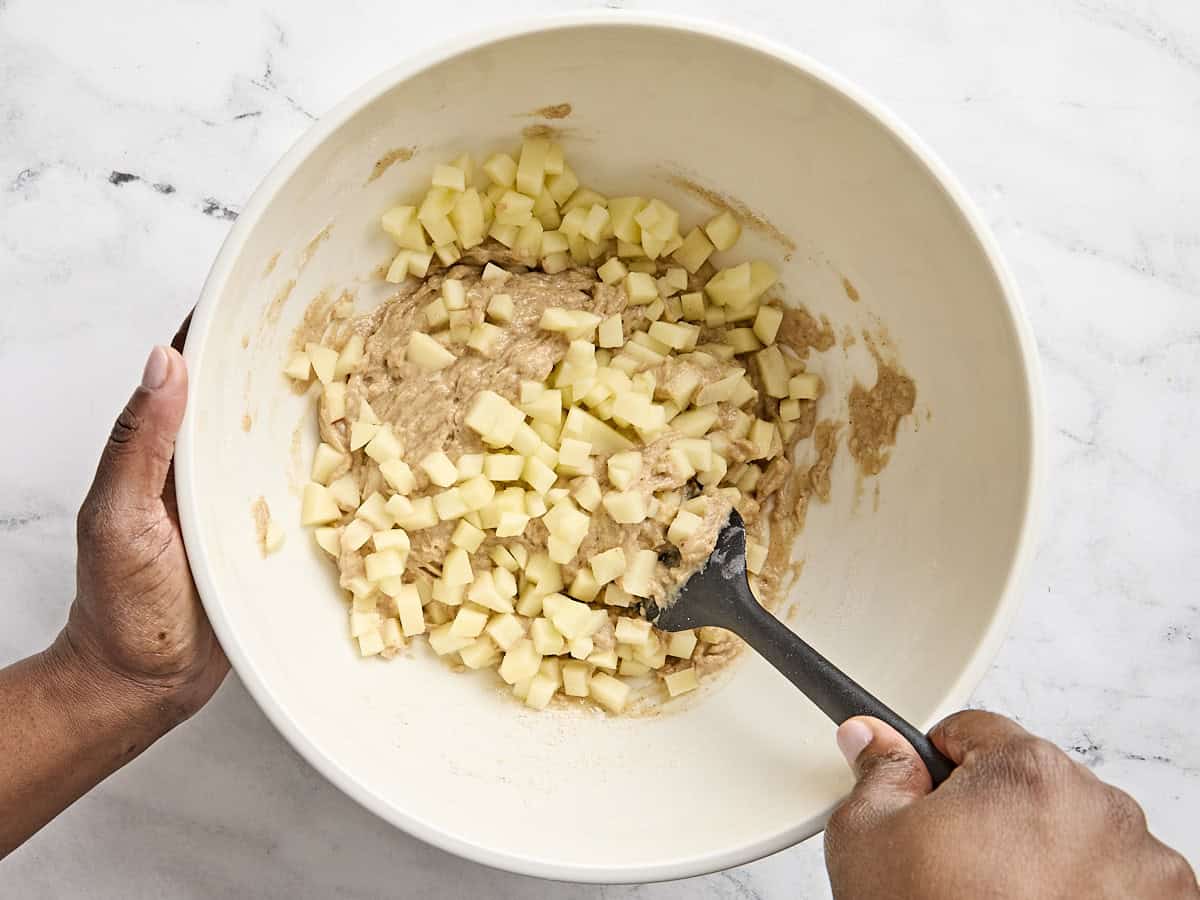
left=731, top=598, right=955, bottom=786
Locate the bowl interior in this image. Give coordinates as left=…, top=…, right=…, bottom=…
left=178, top=19, right=1037, bottom=882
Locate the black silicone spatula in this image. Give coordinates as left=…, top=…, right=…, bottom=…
left=647, top=508, right=955, bottom=786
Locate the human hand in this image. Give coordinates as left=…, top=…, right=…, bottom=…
left=56, top=326, right=228, bottom=732
left=824, top=711, right=1198, bottom=899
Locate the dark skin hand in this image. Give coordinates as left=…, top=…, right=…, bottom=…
left=0, top=320, right=228, bottom=858
left=825, top=712, right=1200, bottom=899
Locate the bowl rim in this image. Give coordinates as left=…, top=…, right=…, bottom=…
left=176, top=10, right=1045, bottom=885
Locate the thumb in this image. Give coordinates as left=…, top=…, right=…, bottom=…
left=828, top=717, right=933, bottom=837
left=88, top=346, right=188, bottom=512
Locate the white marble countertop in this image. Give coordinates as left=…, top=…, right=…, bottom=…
left=2, top=0, right=1197, bottom=896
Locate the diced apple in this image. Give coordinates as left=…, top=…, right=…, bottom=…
left=753, top=305, right=784, bottom=345
left=619, top=548, right=658, bottom=597
left=666, top=629, right=698, bottom=659
left=489, top=222, right=518, bottom=246
left=390, top=585, right=425, bottom=636
left=449, top=605, right=488, bottom=639
left=310, top=443, right=345, bottom=485
left=597, top=257, right=628, bottom=286
left=602, top=490, right=646, bottom=525
left=314, top=526, right=340, bottom=556
left=672, top=227, right=715, bottom=274
left=482, top=152, right=517, bottom=187
left=664, top=667, right=699, bottom=697
left=447, top=520, right=482, bottom=554
left=482, top=293, right=514, bottom=327
left=572, top=476, right=602, bottom=511
left=357, top=631, right=385, bottom=657
left=450, top=189, right=486, bottom=248
left=427, top=623, right=473, bottom=656
left=755, top=345, right=790, bottom=398
left=606, top=451, right=643, bottom=490
left=549, top=597, right=594, bottom=640
left=498, top=638, right=541, bottom=684
left=703, top=210, right=740, bottom=251
left=523, top=672, right=557, bottom=709
left=459, top=636, right=500, bottom=670
left=788, top=373, right=821, bottom=400
left=301, top=483, right=341, bottom=525
left=647, top=321, right=698, bottom=351
left=485, top=613, right=524, bottom=650
left=304, top=343, right=338, bottom=386
left=746, top=540, right=768, bottom=575
left=589, top=547, right=626, bottom=586
left=614, top=617, right=652, bottom=645
left=521, top=456, right=557, bottom=495
left=419, top=451, right=457, bottom=488
left=588, top=672, right=630, bottom=713
left=467, top=573, right=513, bottom=614
left=361, top=424, right=400, bottom=464
left=623, top=271, right=658, bottom=306
left=567, top=568, right=601, bottom=603
left=431, top=163, right=466, bottom=191
left=465, top=390, right=524, bottom=447
left=561, top=660, right=591, bottom=696
left=557, top=437, right=592, bottom=474
left=530, top=617, right=565, bottom=655
left=328, top=475, right=360, bottom=512
left=407, top=332, right=457, bottom=373
left=580, top=204, right=611, bottom=242
left=495, top=190, right=535, bottom=226
left=483, top=453, right=524, bottom=482
left=441, top=547, right=474, bottom=586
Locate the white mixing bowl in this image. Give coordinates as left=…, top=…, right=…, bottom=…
left=176, top=13, right=1042, bottom=883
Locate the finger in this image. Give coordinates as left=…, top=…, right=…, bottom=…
left=87, top=346, right=189, bottom=512
left=930, top=709, right=1033, bottom=764
left=828, top=717, right=932, bottom=837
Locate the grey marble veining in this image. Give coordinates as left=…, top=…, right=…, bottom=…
left=1, top=0, right=1197, bottom=897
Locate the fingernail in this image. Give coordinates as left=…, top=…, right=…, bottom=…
left=837, top=719, right=875, bottom=767
left=141, top=346, right=169, bottom=390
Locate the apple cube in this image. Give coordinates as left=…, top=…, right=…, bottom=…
left=589, top=547, right=626, bottom=586
left=357, top=631, right=385, bottom=657
left=606, top=451, right=643, bottom=490
left=530, top=617, right=565, bottom=655
left=485, top=613, right=525, bottom=650
left=664, top=667, right=700, bottom=697
left=302, top=343, right=337, bottom=386
left=484, top=453, right=525, bottom=482
left=572, top=476, right=602, bottom=511
left=498, top=638, right=541, bottom=684
left=620, top=548, right=658, bottom=597
left=562, top=660, right=591, bottom=697
left=788, top=373, right=821, bottom=400
left=449, top=605, right=489, bottom=639
left=588, top=673, right=630, bottom=713
left=482, top=152, right=517, bottom=187
left=524, top=672, right=558, bottom=710
left=458, top=636, right=500, bottom=670
left=420, top=451, right=458, bottom=488
left=406, top=332, right=456, bottom=373
left=300, top=483, right=340, bottom=525
left=601, top=490, right=646, bottom=525
left=389, top=585, right=424, bottom=636
left=623, top=271, right=658, bottom=306
left=441, top=547, right=474, bottom=586
left=614, top=617, right=652, bottom=646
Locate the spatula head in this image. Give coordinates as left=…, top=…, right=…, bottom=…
left=646, top=508, right=748, bottom=633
